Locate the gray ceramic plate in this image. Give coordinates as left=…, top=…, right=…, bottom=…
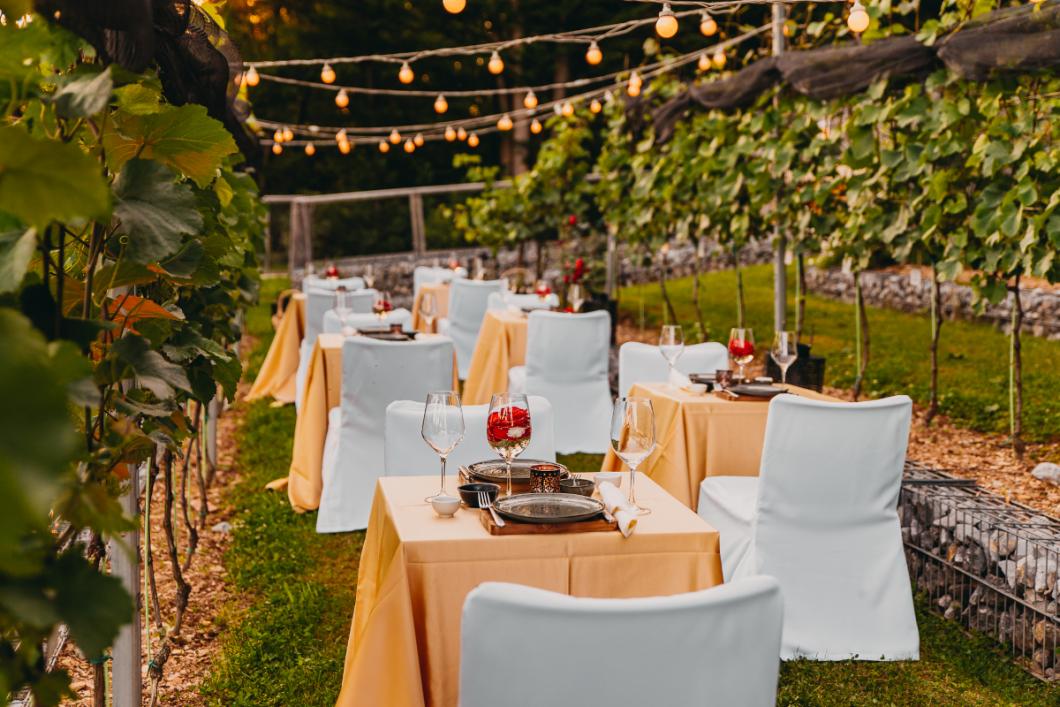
left=492, top=493, right=605, bottom=524
left=728, top=383, right=786, bottom=398
left=466, top=458, right=569, bottom=484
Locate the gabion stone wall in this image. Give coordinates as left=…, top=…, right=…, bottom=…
left=901, top=462, right=1060, bottom=680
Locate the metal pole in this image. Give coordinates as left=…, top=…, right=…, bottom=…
left=109, top=464, right=142, bottom=707
left=772, top=2, right=788, bottom=333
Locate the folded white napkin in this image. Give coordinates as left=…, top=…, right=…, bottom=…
left=598, top=481, right=638, bottom=538
left=668, top=368, right=692, bottom=388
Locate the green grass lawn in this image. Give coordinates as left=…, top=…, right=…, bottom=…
left=201, top=276, right=1059, bottom=705
left=621, top=264, right=1060, bottom=446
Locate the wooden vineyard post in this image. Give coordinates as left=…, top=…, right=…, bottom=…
left=109, top=463, right=143, bottom=707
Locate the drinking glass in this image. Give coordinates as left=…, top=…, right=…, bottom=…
left=610, top=397, right=656, bottom=515
left=659, top=325, right=685, bottom=385
left=419, top=292, right=436, bottom=333
left=534, top=279, right=551, bottom=300
left=728, top=327, right=755, bottom=381
left=421, top=391, right=465, bottom=500
left=373, top=290, right=392, bottom=321
left=487, top=393, right=532, bottom=497
left=334, top=286, right=354, bottom=337
left=569, top=283, right=586, bottom=313
left=363, top=264, right=375, bottom=289
left=770, top=330, right=799, bottom=385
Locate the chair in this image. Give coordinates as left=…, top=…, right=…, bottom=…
left=697, top=394, right=918, bottom=661
left=508, top=310, right=612, bottom=454
left=436, top=279, right=504, bottom=379
left=618, top=341, right=729, bottom=396
left=459, top=576, right=784, bottom=707
left=322, top=307, right=413, bottom=334
left=295, top=288, right=376, bottom=412
left=316, top=336, right=456, bottom=533
left=384, top=396, right=556, bottom=476
left=413, top=265, right=467, bottom=296
left=302, top=274, right=365, bottom=292
left=486, top=291, right=560, bottom=312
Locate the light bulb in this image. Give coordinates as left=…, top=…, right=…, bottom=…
left=389, top=129, right=401, bottom=144
left=282, top=127, right=294, bottom=142
left=655, top=3, right=678, bottom=39
left=590, top=98, right=602, bottom=114
left=338, top=140, right=352, bottom=154
left=530, top=118, right=542, bottom=134
left=442, top=0, right=466, bottom=13
left=404, top=139, right=415, bottom=153
left=335, top=89, right=349, bottom=108
left=271, top=142, right=282, bottom=155
left=245, top=66, right=260, bottom=86
left=414, top=132, right=425, bottom=147
left=629, top=70, right=642, bottom=89
left=699, top=12, right=717, bottom=37
left=712, top=50, right=727, bottom=69
left=585, top=41, right=602, bottom=66
left=487, top=50, right=504, bottom=75
left=379, top=140, right=390, bottom=153
left=467, top=132, right=480, bottom=147
left=273, top=128, right=284, bottom=142
left=627, top=82, right=641, bottom=98
left=783, top=20, right=795, bottom=38
left=561, top=101, right=574, bottom=117
left=305, top=143, right=316, bottom=156
left=523, top=90, right=538, bottom=109
left=434, top=94, right=448, bottom=114
left=847, top=1, right=870, bottom=33
left=445, top=125, right=457, bottom=141
left=335, top=129, right=348, bottom=144
left=398, top=61, right=415, bottom=84
left=321, top=63, right=336, bottom=84
left=497, top=114, right=513, bottom=131
left=698, top=53, right=711, bottom=71
left=457, top=126, right=468, bottom=141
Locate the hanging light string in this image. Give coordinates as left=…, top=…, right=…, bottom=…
left=260, top=23, right=770, bottom=149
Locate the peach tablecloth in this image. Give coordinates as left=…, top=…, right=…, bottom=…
left=411, top=282, right=449, bottom=333
left=461, top=310, right=527, bottom=405
left=601, top=383, right=837, bottom=510
left=246, top=292, right=305, bottom=404
left=336, top=474, right=723, bottom=707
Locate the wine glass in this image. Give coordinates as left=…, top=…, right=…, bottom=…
left=373, top=290, right=392, bottom=322
left=421, top=391, right=465, bottom=501
left=569, top=283, right=586, bottom=313
left=534, top=279, right=551, bottom=300
left=487, top=393, right=532, bottom=497
left=771, top=330, right=799, bottom=385
left=659, top=325, right=685, bottom=385
left=363, top=264, right=375, bottom=289
left=610, top=397, right=656, bottom=515
left=334, top=286, right=354, bottom=337
left=419, top=292, right=436, bottom=333
left=728, top=327, right=755, bottom=382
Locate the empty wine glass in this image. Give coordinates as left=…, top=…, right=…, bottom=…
left=728, top=327, right=755, bottom=382
left=419, top=292, right=436, bottom=333
left=487, top=393, right=532, bottom=497
left=334, top=286, right=354, bottom=337
left=771, top=330, right=799, bottom=385
left=569, top=283, right=586, bottom=313
left=373, top=290, right=392, bottom=321
left=610, top=397, right=656, bottom=515
left=421, top=391, right=465, bottom=501
left=659, top=325, right=685, bottom=385
left=363, top=264, right=375, bottom=289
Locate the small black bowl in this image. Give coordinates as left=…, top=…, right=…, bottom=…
left=559, top=478, right=595, bottom=497
left=459, top=482, right=500, bottom=508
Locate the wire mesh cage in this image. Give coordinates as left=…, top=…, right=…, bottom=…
left=901, top=461, right=1060, bottom=680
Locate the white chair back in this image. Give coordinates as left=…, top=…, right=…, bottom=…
left=505, top=292, right=559, bottom=310
left=752, top=394, right=917, bottom=660
left=524, top=310, right=612, bottom=454
left=384, top=396, right=556, bottom=476
left=315, top=336, right=455, bottom=533
left=414, top=265, right=467, bottom=296
left=323, top=307, right=413, bottom=334
left=486, top=292, right=506, bottom=312
left=305, top=288, right=376, bottom=346
left=618, top=341, right=729, bottom=396
left=302, top=274, right=365, bottom=292
left=446, top=279, right=504, bottom=379
left=459, top=576, right=784, bottom=707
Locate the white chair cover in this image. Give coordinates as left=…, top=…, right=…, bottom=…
left=436, top=279, right=504, bottom=379
left=413, top=265, right=467, bottom=296
left=302, top=274, right=365, bottom=292
left=508, top=310, right=612, bottom=454
left=459, top=576, right=784, bottom=707
left=485, top=292, right=507, bottom=312
left=316, top=336, right=456, bottom=533
left=617, top=341, right=729, bottom=396
left=295, top=288, right=376, bottom=412
left=697, top=394, right=918, bottom=661
left=322, top=307, right=413, bottom=334
left=486, top=291, right=560, bottom=312
left=384, top=396, right=556, bottom=476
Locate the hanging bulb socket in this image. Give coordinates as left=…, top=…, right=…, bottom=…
left=271, top=142, right=282, bottom=155
left=282, top=126, right=294, bottom=142
left=457, top=126, right=468, bottom=141
left=338, top=140, right=352, bottom=154
left=245, top=66, right=260, bottom=87
left=561, top=101, right=574, bottom=117
left=305, top=143, right=316, bottom=156
left=414, top=132, right=425, bottom=147
left=273, top=128, right=284, bottom=143
left=434, top=94, right=448, bottom=114
left=398, top=61, right=415, bottom=84
left=404, top=138, right=416, bottom=153
left=585, top=41, right=602, bottom=66
left=321, top=63, right=336, bottom=84
left=712, top=50, right=727, bottom=69
left=589, top=98, right=602, bottom=114
left=699, top=12, right=718, bottom=37
left=847, top=1, right=870, bottom=33
left=442, top=0, right=466, bottom=14
left=523, top=90, right=538, bottom=110
left=335, top=129, right=348, bottom=144
left=379, top=140, right=390, bottom=153
left=655, top=2, right=679, bottom=39
left=487, top=50, right=504, bottom=75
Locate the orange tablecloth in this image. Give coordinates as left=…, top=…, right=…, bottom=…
left=602, top=383, right=837, bottom=510
left=336, top=474, right=723, bottom=707
left=411, top=282, right=450, bottom=333
left=461, top=310, right=527, bottom=405
left=246, top=292, right=305, bottom=404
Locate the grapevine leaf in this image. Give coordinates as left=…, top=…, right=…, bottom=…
left=113, top=160, right=202, bottom=264
left=111, top=335, right=192, bottom=399
left=52, top=66, right=113, bottom=119
left=0, top=225, right=37, bottom=293
left=53, top=551, right=132, bottom=660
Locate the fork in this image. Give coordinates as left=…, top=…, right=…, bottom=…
left=479, top=490, right=505, bottom=527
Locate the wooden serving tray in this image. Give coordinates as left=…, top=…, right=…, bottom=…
left=479, top=509, right=618, bottom=535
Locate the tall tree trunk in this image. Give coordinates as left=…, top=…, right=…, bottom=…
left=925, top=263, right=943, bottom=425
left=852, top=271, right=870, bottom=400
left=795, top=253, right=806, bottom=343
left=691, top=238, right=708, bottom=341
left=658, top=251, right=678, bottom=325
left=732, top=244, right=745, bottom=328
left=1009, top=276, right=1025, bottom=459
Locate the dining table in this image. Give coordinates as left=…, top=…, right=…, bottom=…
left=600, top=382, right=838, bottom=510
left=246, top=291, right=305, bottom=404
left=335, top=474, right=723, bottom=707
left=411, top=282, right=450, bottom=333
left=461, top=309, right=527, bottom=405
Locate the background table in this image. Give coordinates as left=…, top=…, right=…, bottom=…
left=601, top=383, right=837, bottom=510
left=411, top=282, right=449, bottom=333
left=247, top=291, right=305, bottom=404
left=461, top=309, right=527, bottom=405
left=336, top=474, right=723, bottom=707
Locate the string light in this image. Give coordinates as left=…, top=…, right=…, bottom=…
left=589, top=98, right=602, bottom=114
left=497, top=114, right=513, bottom=131
left=700, top=11, right=718, bottom=36
left=434, top=94, right=449, bottom=114
left=445, top=125, right=457, bottom=141
left=404, top=138, right=416, bottom=153
left=414, top=132, right=425, bottom=146
left=245, top=66, right=260, bottom=86
left=442, top=0, right=466, bottom=13
left=272, top=142, right=282, bottom=154
left=379, top=140, right=390, bottom=153
left=273, top=128, right=284, bottom=142
left=530, top=118, right=542, bottom=134
left=585, top=41, right=603, bottom=66
left=398, top=61, right=415, bottom=84
left=561, top=101, right=575, bottom=117
left=304, top=142, right=317, bottom=155
left=339, top=140, right=352, bottom=154
left=457, top=126, right=468, bottom=141
left=523, top=90, right=538, bottom=109
left=487, top=50, right=504, bottom=75
left=335, top=89, right=349, bottom=108
left=282, top=126, right=294, bottom=142
left=847, top=1, right=870, bottom=33
left=698, top=53, right=711, bottom=71
left=627, top=69, right=643, bottom=97
left=389, top=129, right=402, bottom=144
left=467, top=132, right=480, bottom=147
left=712, top=49, right=727, bottom=69
left=655, top=3, right=679, bottom=39
left=321, top=63, right=336, bottom=84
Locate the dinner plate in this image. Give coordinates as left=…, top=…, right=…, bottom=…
left=492, top=493, right=605, bottom=524
left=728, top=383, right=786, bottom=398
left=360, top=330, right=414, bottom=341
left=465, top=458, right=570, bottom=485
